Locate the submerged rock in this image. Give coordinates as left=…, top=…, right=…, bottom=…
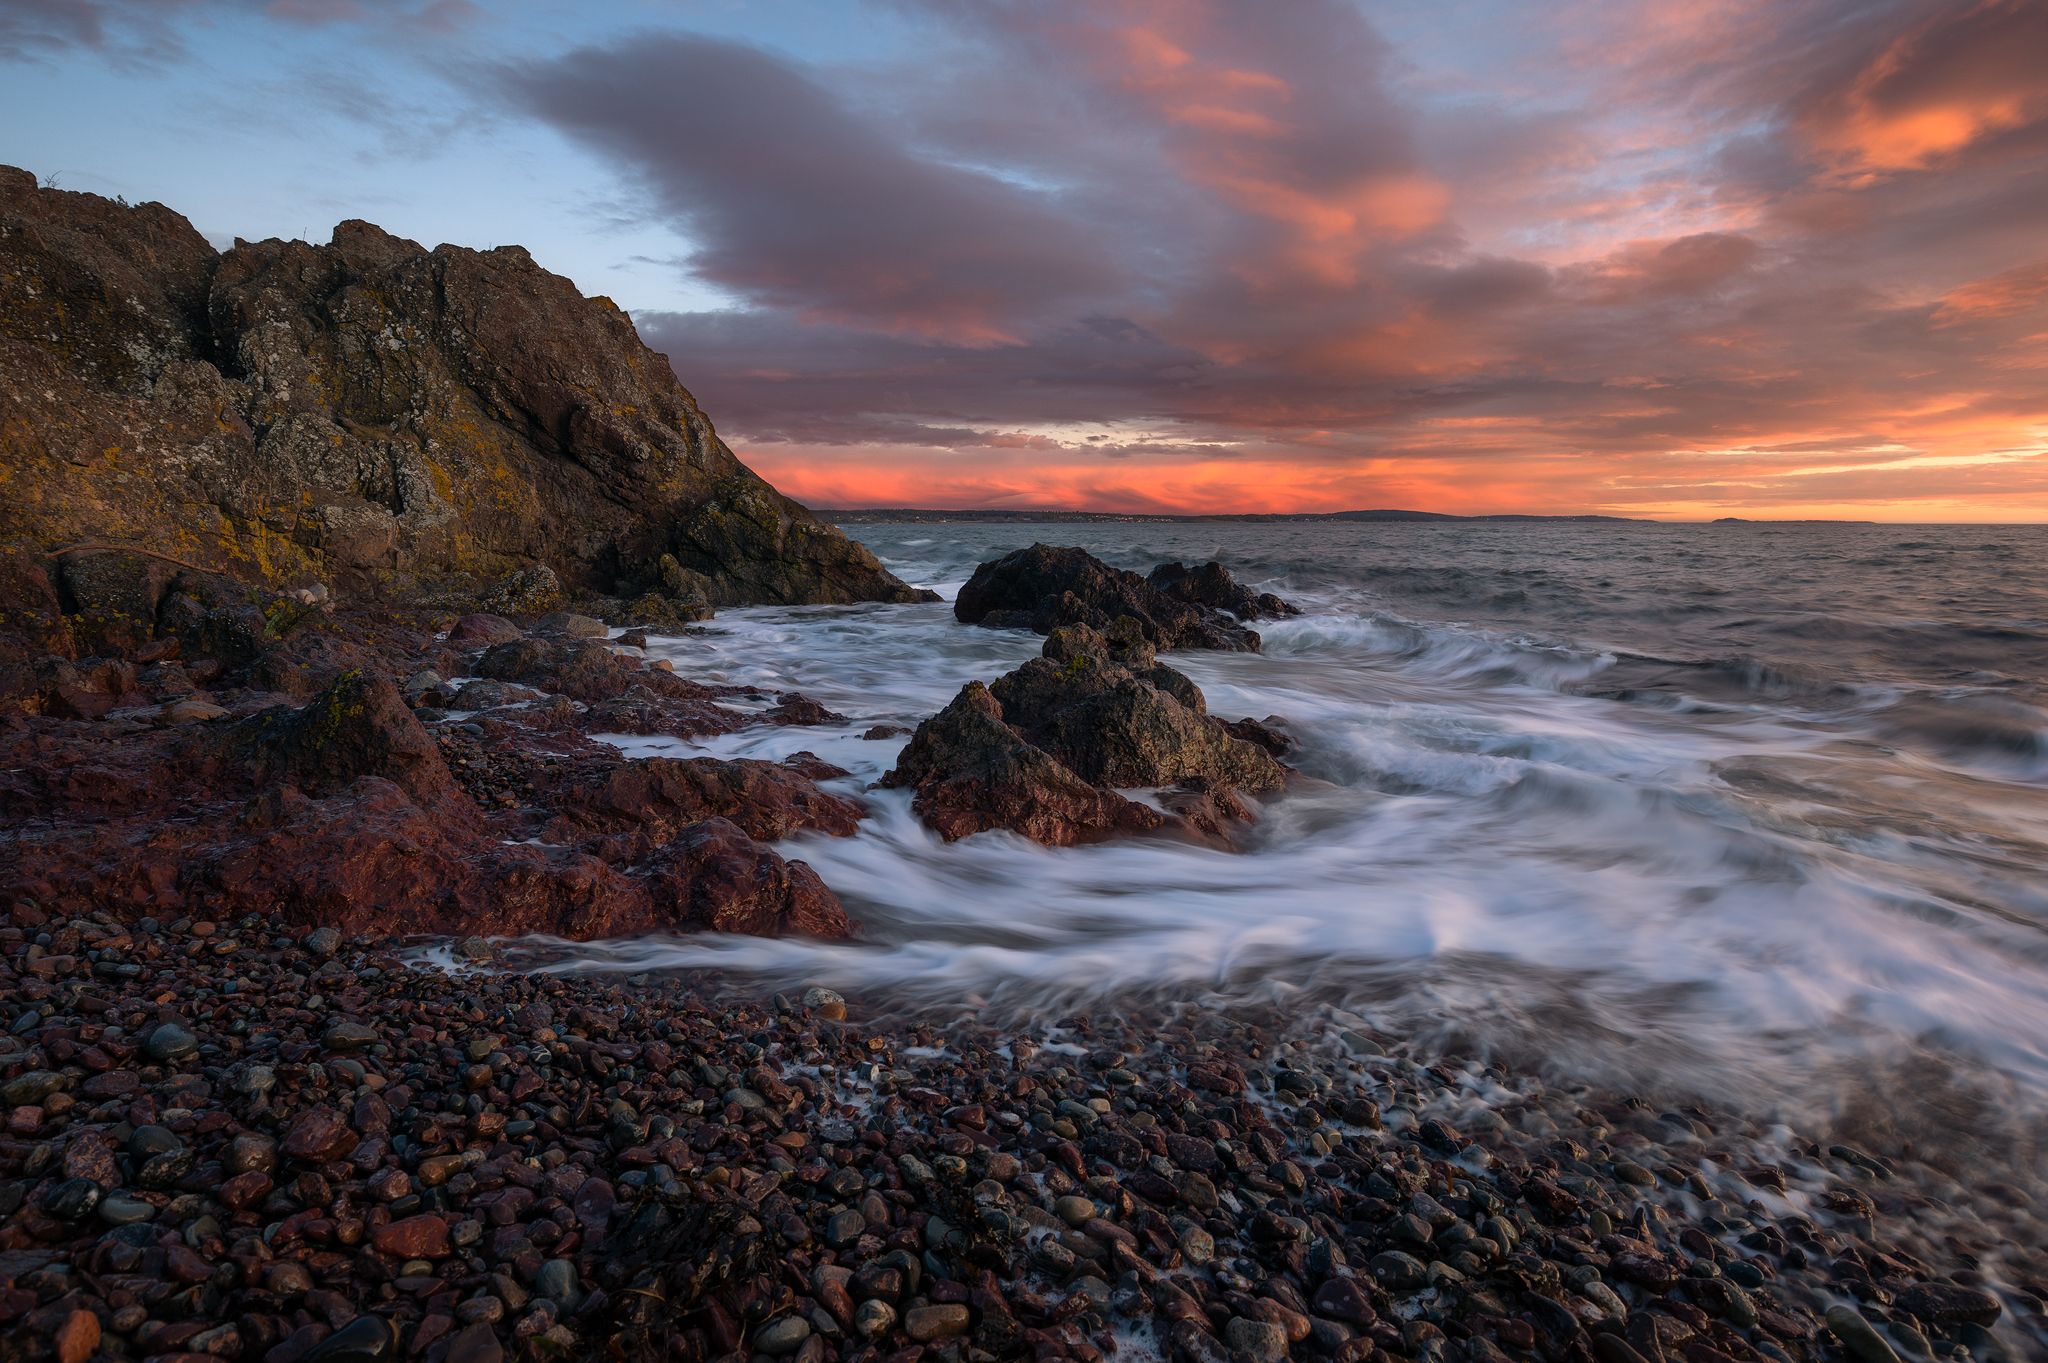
left=883, top=624, right=1286, bottom=846
left=955, top=544, right=1264, bottom=651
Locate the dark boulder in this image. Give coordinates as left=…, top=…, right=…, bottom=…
left=0, top=550, right=71, bottom=682
left=577, top=687, right=750, bottom=741
left=1147, top=560, right=1299, bottom=620
left=763, top=693, right=847, bottom=727
left=1221, top=715, right=1295, bottom=757
left=53, top=548, right=182, bottom=656
left=448, top=613, right=524, bottom=648
left=990, top=628, right=1284, bottom=794
left=227, top=669, right=464, bottom=810
left=880, top=682, right=1166, bottom=847
left=955, top=544, right=1261, bottom=652
left=474, top=637, right=643, bottom=704
left=882, top=625, right=1288, bottom=847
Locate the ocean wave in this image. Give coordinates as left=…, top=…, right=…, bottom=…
left=589, top=522, right=2048, bottom=1124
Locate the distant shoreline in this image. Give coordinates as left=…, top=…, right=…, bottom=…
left=819, top=507, right=1881, bottom=525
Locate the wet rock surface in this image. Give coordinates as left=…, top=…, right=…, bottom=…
left=0, top=578, right=860, bottom=944
left=0, top=165, right=929, bottom=614
left=882, top=624, right=1285, bottom=847
left=0, top=917, right=2040, bottom=1363
left=955, top=546, right=1276, bottom=652
left=1148, top=561, right=1303, bottom=622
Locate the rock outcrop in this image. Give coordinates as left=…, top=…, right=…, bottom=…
left=882, top=623, right=1287, bottom=846
left=954, top=544, right=1287, bottom=651
left=0, top=165, right=929, bottom=617
left=0, top=617, right=860, bottom=942
left=1148, top=559, right=1302, bottom=621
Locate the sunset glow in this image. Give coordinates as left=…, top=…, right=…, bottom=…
left=5, top=0, right=2044, bottom=519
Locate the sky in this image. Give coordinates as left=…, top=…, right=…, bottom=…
left=3, top=1, right=2046, bottom=520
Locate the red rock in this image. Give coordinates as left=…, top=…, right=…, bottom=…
left=55, top=1309, right=99, bottom=1363
left=281, top=1106, right=360, bottom=1163
left=541, top=754, right=864, bottom=845
left=0, top=169, right=924, bottom=612
left=448, top=614, right=523, bottom=648
left=371, top=1213, right=450, bottom=1259
left=640, top=818, right=852, bottom=939
left=218, top=1170, right=273, bottom=1212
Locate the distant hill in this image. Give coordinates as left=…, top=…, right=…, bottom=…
left=821, top=507, right=1652, bottom=524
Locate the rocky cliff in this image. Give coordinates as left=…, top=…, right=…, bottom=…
left=0, top=165, right=925, bottom=615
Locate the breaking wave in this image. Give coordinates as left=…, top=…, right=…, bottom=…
left=518, top=521, right=2048, bottom=1132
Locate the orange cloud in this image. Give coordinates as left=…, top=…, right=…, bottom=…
left=1803, top=0, right=2048, bottom=176
left=1935, top=262, right=2048, bottom=323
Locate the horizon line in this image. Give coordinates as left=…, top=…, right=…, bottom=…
left=806, top=505, right=2048, bottom=525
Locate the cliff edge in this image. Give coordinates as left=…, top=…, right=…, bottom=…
left=0, top=165, right=926, bottom=616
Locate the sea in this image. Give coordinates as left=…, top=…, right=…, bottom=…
left=534, top=521, right=2048, bottom=1140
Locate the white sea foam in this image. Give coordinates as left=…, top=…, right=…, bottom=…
left=527, top=523, right=2048, bottom=1124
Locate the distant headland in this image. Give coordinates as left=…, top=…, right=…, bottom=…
left=821, top=507, right=1878, bottom=525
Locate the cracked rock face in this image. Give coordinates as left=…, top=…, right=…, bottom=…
left=0, top=165, right=929, bottom=613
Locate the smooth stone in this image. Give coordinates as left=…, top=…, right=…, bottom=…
left=537, top=612, right=608, bottom=638
left=1371, top=1251, right=1429, bottom=1290
left=1, top=1071, right=66, bottom=1104
left=535, top=1258, right=580, bottom=1309
left=41, top=1179, right=102, bottom=1221
left=1826, top=1306, right=1901, bottom=1363
left=755, top=1316, right=812, bottom=1355
left=128, top=1125, right=183, bottom=1159
left=159, top=697, right=229, bottom=724
left=54, top=1308, right=100, bottom=1363
left=324, top=1022, right=377, bottom=1051
left=301, top=1315, right=399, bottom=1363
left=853, top=1300, right=897, bottom=1338
left=144, top=1022, right=199, bottom=1062
left=1054, top=1195, right=1096, bottom=1227
left=267, top=1263, right=315, bottom=1295
left=446, top=1323, right=503, bottom=1363
left=233, top=1065, right=278, bottom=1097
left=905, top=1305, right=971, bottom=1342
left=1226, top=1318, right=1289, bottom=1363
left=802, top=987, right=847, bottom=1020
left=95, top=1194, right=156, bottom=1225
left=1897, top=1282, right=2002, bottom=1327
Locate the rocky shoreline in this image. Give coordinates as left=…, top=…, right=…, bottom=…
left=2, top=917, right=2042, bottom=1363
left=3, top=167, right=2044, bottom=1363
left=4, top=536, right=2045, bottom=1363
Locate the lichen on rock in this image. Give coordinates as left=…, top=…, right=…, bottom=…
left=0, top=165, right=930, bottom=616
